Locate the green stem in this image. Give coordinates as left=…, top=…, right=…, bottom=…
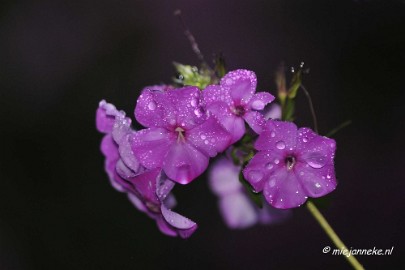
left=306, top=201, right=364, bottom=270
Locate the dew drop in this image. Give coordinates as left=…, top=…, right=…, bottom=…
left=266, top=163, right=274, bottom=170
left=269, top=179, right=276, bottom=187
left=326, top=174, right=331, bottom=179
left=315, top=183, right=321, bottom=188
left=204, top=140, right=209, bottom=145
left=251, top=100, right=265, bottom=110
left=190, top=98, right=198, bottom=107
left=276, top=141, right=286, bottom=150
left=270, top=131, right=276, bottom=138
left=148, top=101, right=156, bottom=110
left=306, top=154, right=327, bottom=169
left=248, top=170, right=264, bottom=183
left=303, top=137, right=308, bottom=143
left=274, top=159, right=280, bottom=165
left=200, top=134, right=206, bottom=140
left=194, top=108, right=202, bottom=117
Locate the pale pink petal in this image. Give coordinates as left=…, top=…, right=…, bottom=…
left=161, top=205, right=198, bottom=238
left=219, top=193, right=258, bottom=229
left=209, top=157, right=242, bottom=196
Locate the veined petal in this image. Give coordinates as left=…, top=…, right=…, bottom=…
left=263, top=169, right=307, bottom=209
left=221, top=70, right=257, bottom=105
left=163, top=143, right=208, bottom=184
left=130, top=128, right=173, bottom=169
left=187, top=117, right=231, bottom=157
left=255, top=120, right=298, bottom=152
left=248, top=92, right=275, bottom=111
left=243, top=111, right=266, bottom=134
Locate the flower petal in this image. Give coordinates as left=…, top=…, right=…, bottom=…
left=163, top=143, right=209, bottom=184
left=221, top=70, right=257, bottom=105
left=263, top=103, right=282, bottom=120
left=219, top=192, right=258, bottom=229
left=209, top=157, right=242, bottom=196
left=187, top=117, right=231, bottom=157
left=126, top=168, right=161, bottom=204
left=155, top=215, right=178, bottom=237
left=167, top=86, right=206, bottom=130
left=96, top=100, right=118, bottom=133
left=243, top=111, right=266, bottom=134
left=130, top=128, right=173, bottom=169
left=295, top=163, right=337, bottom=198
left=243, top=150, right=284, bottom=192
left=134, top=88, right=175, bottom=128
left=255, top=120, right=298, bottom=152
left=263, top=169, right=307, bottom=209
left=257, top=204, right=291, bottom=225
left=161, top=205, right=198, bottom=238
left=296, top=127, right=336, bottom=169
left=248, top=92, right=275, bottom=111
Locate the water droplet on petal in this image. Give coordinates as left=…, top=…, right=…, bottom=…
left=194, top=108, right=202, bottom=117
left=276, top=141, right=286, bottom=150
left=200, top=134, right=206, bottom=140
left=326, top=174, right=331, bottom=179
left=266, top=163, right=273, bottom=170
left=248, top=170, right=264, bottom=183
left=303, top=137, right=308, bottom=143
left=190, top=98, right=198, bottom=107
left=148, top=101, right=156, bottom=110
left=251, top=100, right=265, bottom=110
left=269, top=179, right=276, bottom=187
left=315, top=183, right=321, bottom=188
left=204, top=140, right=209, bottom=145
left=274, top=159, right=280, bottom=165
left=306, top=154, right=327, bottom=169
left=270, top=131, right=276, bottom=138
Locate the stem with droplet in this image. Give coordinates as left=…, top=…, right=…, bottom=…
left=306, top=201, right=364, bottom=270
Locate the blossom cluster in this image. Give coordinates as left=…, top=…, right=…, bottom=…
left=96, top=69, right=337, bottom=238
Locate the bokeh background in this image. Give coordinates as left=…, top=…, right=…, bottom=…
left=1, top=0, right=404, bottom=269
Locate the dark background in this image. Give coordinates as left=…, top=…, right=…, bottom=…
left=0, top=0, right=404, bottom=269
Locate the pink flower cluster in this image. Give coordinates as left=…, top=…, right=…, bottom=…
left=96, top=69, right=337, bottom=237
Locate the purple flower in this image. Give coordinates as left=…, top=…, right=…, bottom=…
left=132, top=86, right=232, bottom=184
left=243, top=120, right=337, bottom=209
left=209, top=157, right=290, bottom=229
left=203, top=69, right=275, bottom=143
left=96, top=100, right=198, bottom=238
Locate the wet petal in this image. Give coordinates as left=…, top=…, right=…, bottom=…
left=167, top=86, right=206, bottom=130
left=163, top=143, right=209, bottom=184
left=187, top=117, right=232, bottom=157
left=243, top=150, right=284, bottom=192
left=294, top=162, right=337, bottom=198
left=126, top=168, right=161, bottom=204
left=96, top=100, right=118, bottom=133
left=209, top=157, right=242, bottom=196
left=263, top=169, right=307, bottom=209
left=263, top=103, right=282, bottom=120
left=219, top=192, right=258, bottom=229
left=221, top=69, right=257, bottom=105
left=243, top=111, right=266, bottom=134
left=130, top=128, right=173, bottom=169
left=255, top=120, right=298, bottom=152
left=135, top=88, right=175, bottom=128
left=296, top=127, right=336, bottom=169
left=161, top=205, right=198, bottom=238
left=155, top=215, right=178, bottom=237
left=248, top=92, right=275, bottom=111
left=202, top=85, right=233, bottom=106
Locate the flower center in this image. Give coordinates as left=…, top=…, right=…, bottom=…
left=285, top=156, right=296, bottom=170
left=232, top=105, right=245, bottom=116
left=175, top=127, right=185, bottom=143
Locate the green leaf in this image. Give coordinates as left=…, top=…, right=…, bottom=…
left=282, top=98, right=295, bottom=122
left=239, top=171, right=263, bottom=208
left=172, top=62, right=212, bottom=89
